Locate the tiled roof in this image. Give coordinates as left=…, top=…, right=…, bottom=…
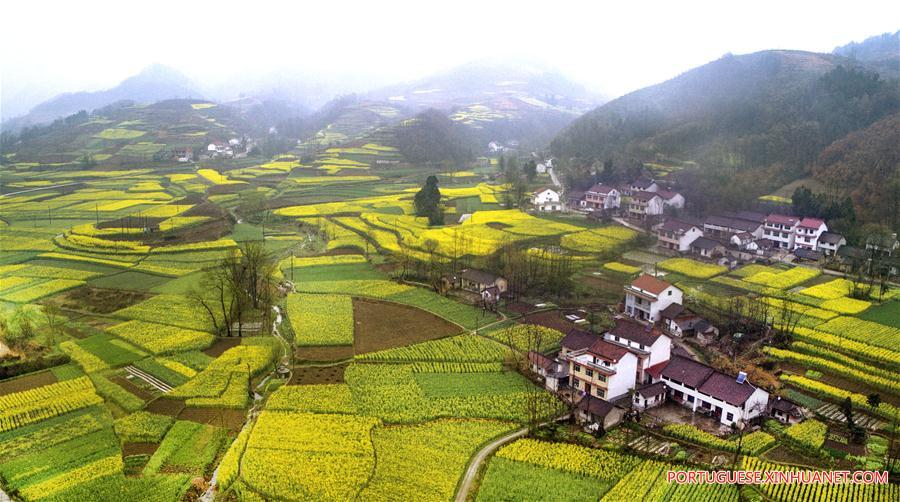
left=560, top=329, right=598, bottom=352
left=528, top=351, right=556, bottom=371
left=655, top=189, right=681, bottom=200
left=588, top=338, right=630, bottom=362
left=460, top=269, right=500, bottom=285
left=632, top=191, right=660, bottom=202
left=629, top=274, right=672, bottom=295
left=646, top=360, right=669, bottom=379
left=659, top=219, right=697, bottom=233
left=587, top=183, right=616, bottom=195
left=705, top=215, right=762, bottom=232
left=660, top=356, right=714, bottom=388
left=608, top=317, right=664, bottom=347
left=631, top=177, right=655, bottom=189
left=575, top=395, right=617, bottom=417
left=765, top=214, right=799, bottom=226
left=690, top=237, right=722, bottom=250
left=697, top=372, right=757, bottom=407
left=798, top=217, right=825, bottom=229
left=637, top=381, right=667, bottom=398
left=818, top=232, right=844, bottom=245
left=658, top=303, right=686, bottom=319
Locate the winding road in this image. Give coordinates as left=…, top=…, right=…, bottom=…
left=454, top=427, right=529, bottom=502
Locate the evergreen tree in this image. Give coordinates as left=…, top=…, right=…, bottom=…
left=414, top=175, right=443, bottom=225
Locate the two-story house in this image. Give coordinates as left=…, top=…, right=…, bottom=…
left=794, top=217, right=827, bottom=251
left=656, top=220, right=703, bottom=252
left=531, top=187, right=561, bottom=211
left=602, top=318, right=671, bottom=385
left=624, top=274, right=683, bottom=322
left=565, top=336, right=639, bottom=401
left=655, top=356, right=770, bottom=426
left=763, top=214, right=800, bottom=249
left=628, top=191, right=664, bottom=220
left=584, top=184, right=620, bottom=210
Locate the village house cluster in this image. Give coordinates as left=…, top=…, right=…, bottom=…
left=529, top=274, right=804, bottom=432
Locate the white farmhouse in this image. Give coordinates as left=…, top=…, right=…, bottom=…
left=564, top=335, right=640, bottom=400
left=763, top=214, right=800, bottom=250
left=656, top=189, right=685, bottom=209
left=657, top=356, right=770, bottom=426
left=656, top=219, right=703, bottom=252
left=794, top=217, right=827, bottom=251
left=584, top=184, right=621, bottom=210
left=602, top=318, right=672, bottom=386
left=531, top=187, right=561, bottom=211
left=624, top=274, right=683, bottom=322
left=628, top=191, right=665, bottom=220
left=817, top=232, right=846, bottom=256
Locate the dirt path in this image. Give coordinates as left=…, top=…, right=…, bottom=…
left=454, top=427, right=528, bottom=502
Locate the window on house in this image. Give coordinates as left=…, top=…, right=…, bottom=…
left=597, top=375, right=607, bottom=382
left=668, top=290, right=672, bottom=296
left=596, top=388, right=605, bottom=398
left=639, top=344, right=645, bottom=350
left=726, top=412, right=734, bottom=421
left=687, top=395, right=694, bottom=402
left=585, top=369, right=593, bottom=377
left=574, top=365, right=581, bottom=373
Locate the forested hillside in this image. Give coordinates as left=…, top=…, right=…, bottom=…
left=551, top=49, right=900, bottom=227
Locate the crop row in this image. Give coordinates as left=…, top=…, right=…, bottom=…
left=784, top=419, right=827, bottom=450
left=482, top=324, right=565, bottom=352
left=356, top=334, right=512, bottom=363
left=286, top=293, right=354, bottom=346
left=658, top=257, right=727, bottom=279
left=108, top=320, right=215, bottom=354
left=742, top=457, right=898, bottom=501
left=113, top=411, right=174, bottom=443
left=815, top=316, right=899, bottom=350
left=662, top=424, right=775, bottom=455
left=496, top=438, right=640, bottom=479
left=790, top=326, right=900, bottom=370
left=764, top=346, right=899, bottom=395
left=744, top=266, right=820, bottom=289
left=780, top=374, right=898, bottom=420
left=0, top=377, right=103, bottom=432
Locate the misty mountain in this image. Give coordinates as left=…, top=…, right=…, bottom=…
left=833, top=30, right=900, bottom=78
left=370, top=59, right=604, bottom=149
left=551, top=50, right=898, bottom=168
left=551, top=49, right=900, bottom=225
left=3, top=64, right=202, bottom=131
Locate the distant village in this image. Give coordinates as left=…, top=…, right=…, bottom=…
left=529, top=174, right=898, bottom=270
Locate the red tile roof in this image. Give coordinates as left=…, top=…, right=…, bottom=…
left=560, top=329, right=598, bottom=352
left=697, top=372, right=757, bottom=407
left=646, top=360, right=669, bottom=379
left=629, top=274, right=672, bottom=295
left=587, top=338, right=630, bottom=362
left=765, top=214, right=799, bottom=226
left=655, top=189, right=681, bottom=200
left=632, top=191, right=661, bottom=202
left=798, top=217, right=825, bottom=229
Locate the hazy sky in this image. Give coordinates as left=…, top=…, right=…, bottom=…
left=1, top=0, right=898, bottom=116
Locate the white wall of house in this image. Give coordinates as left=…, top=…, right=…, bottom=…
left=794, top=223, right=827, bottom=250
left=817, top=238, right=845, bottom=256
left=660, top=377, right=770, bottom=426
left=675, top=227, right=702, bottom=251
left=763, top=222, right=798, bottom=249
left=569, top=351, right=638, bottom=401
left=533, top=189, right=561, bottom=211
left=624, top=285, right=683, bottom=322
left=662, top=193, right=685, bottom=208
left=633, top=392, right=665, bottom=410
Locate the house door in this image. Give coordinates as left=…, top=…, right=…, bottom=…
left=584, top=384, right=591, bottom=395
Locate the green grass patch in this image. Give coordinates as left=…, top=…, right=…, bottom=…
left=414, top=371, right=530, bottom=397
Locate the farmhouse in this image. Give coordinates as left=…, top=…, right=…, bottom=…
left=624, top=274, right=683, bottom=322
left=656, top=219, right=703, bottom=252
left=602, top=318, right=672, bottom=385
left=865, top=232, right=899, bottom=256
left=629, top=177, right=659, bottom=194
left=458, top=269, right=508, bottom=295
left=565, top=190, right=587, bottom=210
left=794, top=217, right=827, bottom=251
left=767, top=396, right=804, bottom=425
left=658, top=304, right=714, bottom=338
left=704, top=214, right=764, bottom=239
left=817, top=232, right=846, bottom=256
left=531, top=187, right=561, bottom=211
left=632, top=381, right=667, bottom=410
left=628, top=191, right=664, bottom=220
left=564, top=335, right=639, bottom=400
left=527, top=351, right=568, bottom=391
left=763, top=214, right=800, bottom=249
left=655, top=189, right=685, bottom=209
left=584, top=184, right=620, bottom=210
left=575, top=395, right=625, bottom=430
left=656, top=356, right=770, bottom=426
left=690, top=237, right=726, bottom=258
left=559, top=328, right=599, bottom=357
